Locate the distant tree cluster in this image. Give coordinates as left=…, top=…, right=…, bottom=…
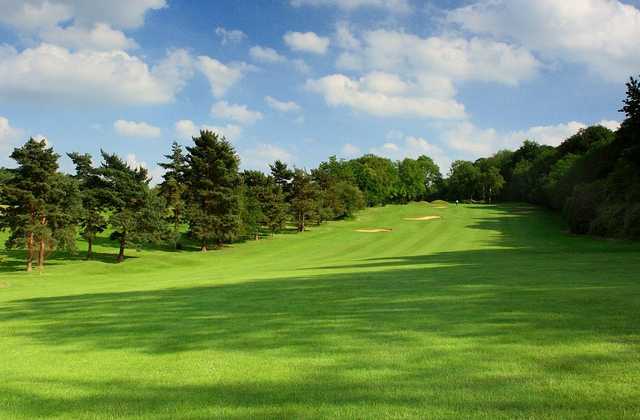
left=443, top=76, right=640, bottom=239
left=3, top=131, right=438, bottom=271
left=1, top=76, right=639, bottom=271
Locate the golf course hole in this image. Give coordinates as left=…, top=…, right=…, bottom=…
left=355, top=228, right=393, bottom=233
left=404, top=216, right=442, bottom=221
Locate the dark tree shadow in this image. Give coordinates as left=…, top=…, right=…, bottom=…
left=2, top=203, right=640, bottom=417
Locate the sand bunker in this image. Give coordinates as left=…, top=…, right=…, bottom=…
left=355, top=228, right=393, bottom=233
left=433, top=206, right=447, bottom=209
left=404, top=216, right=442, bottom=221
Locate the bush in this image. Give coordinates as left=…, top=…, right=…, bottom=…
left=624, top=203, right=640, bottom=239
left=589, top=203, right=626, bottom=237
left=564, top=181, right=607, bottom=234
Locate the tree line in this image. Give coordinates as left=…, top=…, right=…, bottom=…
left=1, top=75, right=638, bottom=271
left=0, top=129, right=444, bottom=271
left=443, top=76, right=640, bottom=239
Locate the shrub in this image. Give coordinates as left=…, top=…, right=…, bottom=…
left=564, top=181, right=607, bottom=234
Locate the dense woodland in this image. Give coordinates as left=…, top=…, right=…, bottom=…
left=1, top=76, right=639, bottom=271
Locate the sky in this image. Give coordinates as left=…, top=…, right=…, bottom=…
left=0, top=0, right=638, bottom=181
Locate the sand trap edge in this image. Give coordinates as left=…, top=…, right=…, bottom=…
left=403, top=216, right=442, bottom=221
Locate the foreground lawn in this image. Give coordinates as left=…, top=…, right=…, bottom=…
left=1, top=203, right=639, bottom=419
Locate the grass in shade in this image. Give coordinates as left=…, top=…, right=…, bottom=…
left=1, top=203, right=639, bottom=419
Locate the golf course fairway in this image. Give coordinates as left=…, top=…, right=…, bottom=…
left=1, top=202, right=639, bottom=419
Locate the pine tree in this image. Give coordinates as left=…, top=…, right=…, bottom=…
left=269, top=160, right=294, bottom=199
left=0, top=139, right=80, bottom=271
left=184, top=130, right=241, bottom=251
left=262, top=181, right=289, bottom=235
left=159, top=142, right=187, bottom=248
left=98, top=151, right=166, bottom=262
left=68, top=152, right=108, bottom=259
left=289, top=169, right=317, bottom=232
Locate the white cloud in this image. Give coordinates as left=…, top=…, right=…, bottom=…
left=340, top=143, right=361, bottom=158
left=114, top=119, right=161, bottom=138
left=447, top=0, right=640, bottom=81
left=175, top=119, right=242, bottom=142
left=215, top=26, right=247, bottom=45
left=597, top=120, right=621, bottom=131
left=0, top=44, right=194, bottom=105
left=344, top=30, right=541, bottom=86
left=306, top=74, right=466, bottom=119
left=291, top=58, right=311, bottom=74
left=443, top=119, right=621, bottom=158
left=311, top=28, right=540, bottom=120
left=249, top=45, right=286, bottom=63
left=240, top=143, right=295, bottom=170
left=289, top=0, right=410, bottom=13
left=196, top=56, right=250, bottom=98
left=125, top=153, right=147, bottom=170
left=335, top=21, right=361, bottom=50
left=0, top=0, right=166, bottom=31
left=39, top=23, right=138, bottom=51
left=265, top=96, right=301, bottom=112
left=211, top=101, right=263, bottom=125
left=0, top=116, right=23, bottom=152
left=284, top=31, right=330, bottom=55
left=371, top=135, right=450, bottom=170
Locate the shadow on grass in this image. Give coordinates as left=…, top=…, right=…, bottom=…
left=1, top=203, right=640, bottom=417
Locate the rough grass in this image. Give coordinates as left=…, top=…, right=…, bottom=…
left=1, top=203, right=640, bottom=419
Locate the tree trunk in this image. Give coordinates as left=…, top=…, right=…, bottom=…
left=37, top=239, right=45, bottom=270
left=87, top=236, right=93, bottom=260
left=37, top=215, right=46, bottom=271
left=26, top=231, right=34, bottom=272
left=300, top=213, right=305, bottom=232
left=116, top=237, right=126, bottom=263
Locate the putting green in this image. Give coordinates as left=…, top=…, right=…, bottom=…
left=1, top=203, right=640, bottom=419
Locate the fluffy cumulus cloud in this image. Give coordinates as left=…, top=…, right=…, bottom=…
left=308, top=27, right=540, bottom=120
left=370, top=134, right=451, bottom=171
left=215, top=26, right=247, bottom=45
left=175, top=119, right=242, bottom=142
left=240, top=143, right=294, bottom=170
left=444, top=119, right=621, bottom=158
left=196, top=56, right=251, bottom=98
left=306, top=74, right=466, bottom=119
left=284, top=31, right=330, bottom=55
left=0, top=44, right=194, bottom=105
left=447, top=0, right=640, bottom=81
left=0, top=0, right=166, bottom=31
left=211, top=101, right=263, bottom=125
left=40, top=23, right=138, bottom=51
left=337, top=30, right=540, bottom=86
left=265, top=96, right=301, bottom=112
left=249, top=46, right=286, bottom=63
left=289, top=0, right=410, bottom=13
left=113, top=119, right=161, bottom=138
left=0, top=116, right=23, bottom=151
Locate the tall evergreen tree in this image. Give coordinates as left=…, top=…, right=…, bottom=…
left=0, top=139, right=80, bottom=271
left=159, top=142, right=187, bottom=232
left=289, top=169, right=317, bottom=232
left=98, top=151, right=166, bottom=262
left=68, top=152, right=108, bottom=259
left=269, top=160, right=294, bottom=199
left=184, top=130, right=242, bottom=251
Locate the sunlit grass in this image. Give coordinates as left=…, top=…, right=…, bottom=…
left=1, top=203, right=639, bottom=419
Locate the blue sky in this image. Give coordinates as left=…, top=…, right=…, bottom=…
left=0, top=0, right=638, bottom=180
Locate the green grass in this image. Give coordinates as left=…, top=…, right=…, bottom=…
left=1, top=203, right=640, bottom=419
